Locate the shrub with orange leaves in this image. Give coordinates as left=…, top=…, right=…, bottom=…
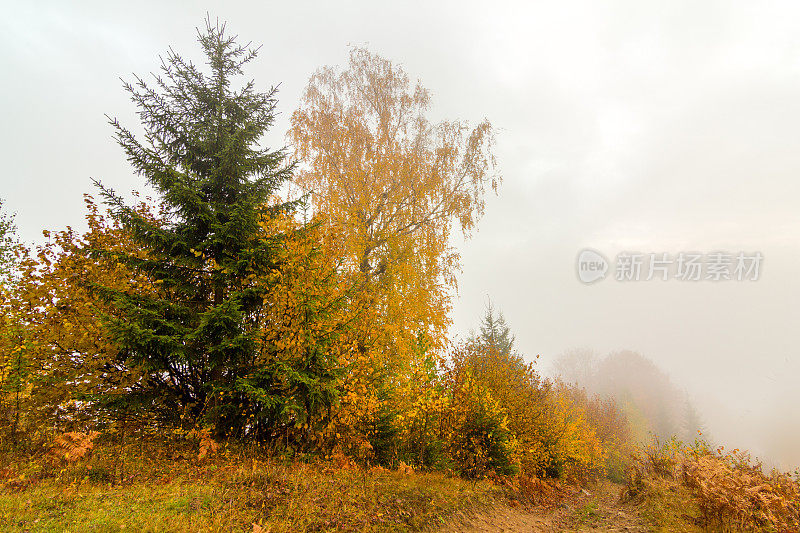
left=539, top=385, right=607, bottom=482
left=49, top=430, right=100, bottom=463
left=684, top=447, right=800, bottom=530
left=189, top=427, right=220, bottom=461
left=625, top=438, right=800, bottom=531
left=8, top=195, right=161, bottom=438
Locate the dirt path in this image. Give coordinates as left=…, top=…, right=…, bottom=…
left=444, top=480, right=649, bottom=532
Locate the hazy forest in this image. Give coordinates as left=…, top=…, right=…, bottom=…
left=1, top=18, right=798, bottom=533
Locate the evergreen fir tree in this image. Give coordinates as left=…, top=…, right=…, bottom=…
left=475, top=299, right=516, bottom=358
left=93, top=19, right=334, bottom=438
left=0, top=199, right=19, bottom=289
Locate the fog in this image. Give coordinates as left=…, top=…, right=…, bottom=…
left=2, top=1, right=798, bottom=469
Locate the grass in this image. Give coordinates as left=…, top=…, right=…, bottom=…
left=631, top=477, right=702, bottom=532
left=573, top=500, right=599, bottom=524
left=1, top=482, right=219, bottom=532
left=0, top=439, right=506, bottom=532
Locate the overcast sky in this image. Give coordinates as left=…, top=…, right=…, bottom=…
left=2, top=0, right=799, bottom=468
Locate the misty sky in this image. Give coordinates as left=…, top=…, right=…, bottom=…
left=2, top=1, right=799, bottom=468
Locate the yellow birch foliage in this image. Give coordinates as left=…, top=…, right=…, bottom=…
left=289, top=46, right=500, bottom=391
left=543, top=385, right=606, bottom=481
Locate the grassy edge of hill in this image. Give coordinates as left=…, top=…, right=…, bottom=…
left=0, top=442, right=510, bottom=533
left=6, top=438, right=798, bottom=532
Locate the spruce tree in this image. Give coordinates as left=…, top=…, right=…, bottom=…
left=469, top=300, right=529, bottom=391
left=94, top=19, right=329, bottom=438
left=476, top=299, right=516, bottom=358
left=0, top=199, right=19, bottom=289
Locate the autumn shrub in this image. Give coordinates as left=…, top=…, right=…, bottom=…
left=0, top=307, right=32, bottom=449
left=625, top=437, right=800, bottom=531
left=565, top=386, right=632, bottom=482
left=624, top=437, right=683, bottom=500
left=684, top=446, right=800, bottom=531
left=432, top=342, right=615, bottom=482
left=437, top=344, right=513, bottom=477
left=393, top=351, right=451, bottom=469
left=5, top=197, right=168, bottom=441
left=541, top=387, right=608, bottom=482
left=445, top=384, right=518, bottom=478
left=48, top=431, right=100, bottom=464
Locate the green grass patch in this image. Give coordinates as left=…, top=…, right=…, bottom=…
left=626, top=476, right=702, bottom=532
left=0, top=445, right=505, bottom=532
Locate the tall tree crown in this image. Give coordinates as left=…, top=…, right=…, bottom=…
left=103, top=18, right=292, bottom=266
left=289, top=47, right=500, bottom=362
